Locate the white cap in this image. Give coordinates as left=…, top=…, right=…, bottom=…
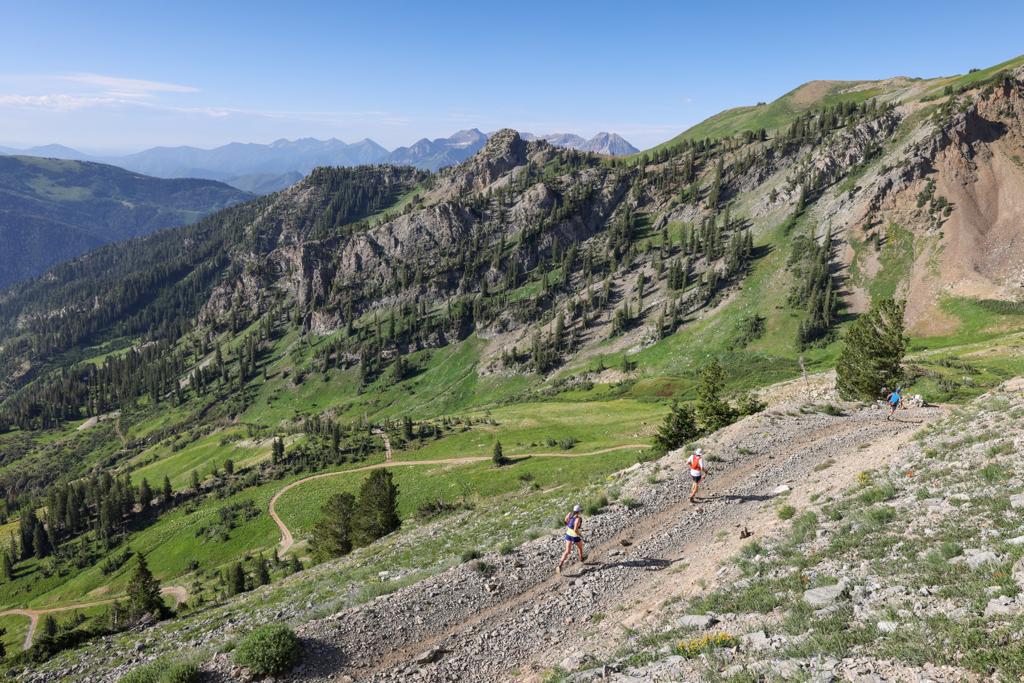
left=695, top=448, right=703, bottom=455
left=573, top=504, right=582, bottom=512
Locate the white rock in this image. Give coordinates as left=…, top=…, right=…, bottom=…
left=1013, top=557, right=1024, bottom=591
left=741, top=630, right=772, bottom=650
left=559, top=650, right=588, bottom=671
left=1006, top=536, right=1024, bottom=546
left=676, top=614, right=718, bottom=629
left=877, top=620, right=899, bottom=633
left=772, top=484, right=792, bottom=495
left=803, top=581, right=847, bottom=608
left=984, top=595, right=1018, bottom=617
left=1010, top=493, right=1024, bottom=509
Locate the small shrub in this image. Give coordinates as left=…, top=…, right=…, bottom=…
left=233, top=624, right=301, bottom=676
left=813, top=458, right=835, bottom=472
left=857, top=471, right=873, bottom=487
left=118, top=659, right=199, bottom=683
left=777, top=505, right=796, bottom=520
left=865, top=505, right=897, bottom=527
left=498, top=542, right=515, bottom=555
left=461, top=549, right=481, bottom=563
left=585, top=494, right=609, bottom=516
left=621, top=497, right=641, bottom=510
left=676, top=632, right=738, bottom=658
left=858, top=482, right=896, bottom=505
left=790, top=511, right=819, bottom=545
left=819, top=403, right=843, bottom=416
left=735, top=393, right=767, bottom=416
left=118, top=666, right=160, bottom=683
left=163, top=663, right=199, bottom=683
left=473, top=560, right=496, bottom=577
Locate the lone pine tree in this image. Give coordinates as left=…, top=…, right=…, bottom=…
left=311, top=492, right=356, bottom=561
left=350, top=469, right=401, bottom=547
left=836, top=297, right=907, bottom=400
left=126, top=554, right=163, bottom=622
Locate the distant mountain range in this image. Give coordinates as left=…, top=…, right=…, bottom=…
left=0, top=130, right=638, bottom=194
left=519, top=132, right=639, bottom=155
left=0, top=155, right=251, bottom=289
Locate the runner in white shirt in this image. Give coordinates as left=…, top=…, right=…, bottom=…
left=688, top=447, right=706, bottom=503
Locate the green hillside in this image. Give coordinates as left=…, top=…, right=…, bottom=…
left=0, top=155, right=251, bottom=288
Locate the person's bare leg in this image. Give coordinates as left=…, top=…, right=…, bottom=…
left=690, top=480, right=699, bottom=501
left=556, top=541, right=571, bottom=574
left=577, top=540, right=585, bottom=563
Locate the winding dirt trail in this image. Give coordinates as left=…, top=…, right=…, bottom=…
left=268, top=443, right=649, bottom=553
left=0, top=585, right=188, bottom=650
left=267, top=405, right=946, bottom=683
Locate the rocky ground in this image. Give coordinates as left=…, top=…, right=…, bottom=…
left=31, top=380, right=1024, bottom=682
left=195, top=391, right=947, bottom=682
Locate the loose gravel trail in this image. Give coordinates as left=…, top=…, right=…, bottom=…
left=256, top=404, right=944, bottom=683
left=0, top=586, right=188, bottom=651
left=268, top=444, right=650, bottom=553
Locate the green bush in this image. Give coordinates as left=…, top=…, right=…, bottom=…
left=461, top=549, right=481, bottom=562
left=163, top=663, right=199, bottom=683
left=585, top=493, right=609, bottom=516
left=118, top=660, right=198, bottom=683
left=473, top=560, right=496, bottom=577
left=233, top=624, right=301, bottom=676
left=777, top=505, right=796, bottom=520
left=118, top=667, right=160, bottom=683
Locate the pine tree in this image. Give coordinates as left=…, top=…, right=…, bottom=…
left=190, top=469, right=201, bottom=492
left=272, top=437, right=285, bottom=465
left=162, top=476, right=173, bottom=504
left=32, top=523, right=50, bottom=559
left=37, top=615, right=57, bottom=650
left=255, top=555, right=271, bottom=586
left=350, top=469, right=401, bottom=547
left=126, top=555, right=163, bottom=621
left=694, top=360, right=737, bottom=432
left=836, top=298, right=907, bottom=400
left=1, top=552, right=12, bottom=581
left=492, top=440, right=509, bottom=467
left=226, top=561, right=246, bottom=596
left=138, top=479, right=152, bottom=511
left=653, top=401, right=699, bottom=453
left=310, top=492, right=355, bottom=561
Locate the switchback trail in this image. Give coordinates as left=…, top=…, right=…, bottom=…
left=268, top=444, right=650, bottom=553
left=0, top=586, right=188, bottom=650
left=267, top=405, right=946, bottom=682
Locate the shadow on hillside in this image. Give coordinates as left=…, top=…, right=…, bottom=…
left=711, top=492, right=773, bottom=503
left=579, top=556, right=675, bottom=576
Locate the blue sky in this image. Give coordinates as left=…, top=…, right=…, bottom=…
left=1, top=0, right=1022, bottom=152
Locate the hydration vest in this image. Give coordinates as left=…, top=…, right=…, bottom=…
left=565, top=512, right=581, bottom=537
left=689, top=454, right=702, bottom=471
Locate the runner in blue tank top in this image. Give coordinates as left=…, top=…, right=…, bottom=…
left=556, top=504, right=585, bottom=575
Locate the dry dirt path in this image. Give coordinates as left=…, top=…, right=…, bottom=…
left=268, top=444, right=650, bottom=553
left=263, top=405, right=944, bottom=683
left=0, top=585, right=188, bottom=651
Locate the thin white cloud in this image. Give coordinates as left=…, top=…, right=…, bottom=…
left=57, top=73, right=199, bottom=95
left=0, top=89, right=409, bottom=128
left=0, top=94, right=118, bottom=111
